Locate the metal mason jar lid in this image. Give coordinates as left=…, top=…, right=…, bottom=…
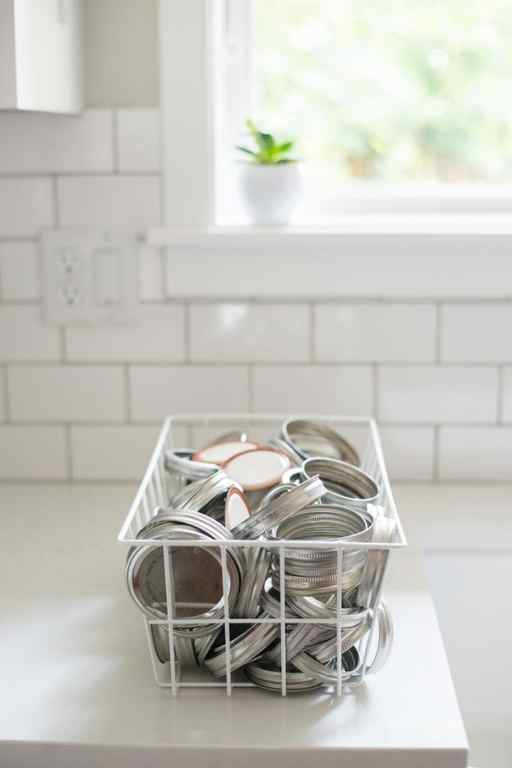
left=232, top=476, right=326, bottom=540
left=204, top=615, right=280, bottom=678
left=270, top=564, right=365, bottom=596
left=245, top=658, right=323, bottom=693
left=125, top=526, right=229, bottom=633
left=281, top=418, right=360, bottom=467
left=150, top=624, right=199, bottom=666
left=292, top=646, right=360, bottom=685
left=302, top=457, right=380, bottom=509
left=164, top=449, right=219, bottom=480
left=194, top=626, right=224, bottom=666
left=267, top=435, right=304, bottom=466
left=168, top=470, right=241, bottom=516
left=303, top=619, right=370, bottom=664
left=266, top=504, right=371, bottom=579
left=126, top=511, right=244, bottom=638
left=265, top=622, right=335, bottom=666
left=232, top=546, right=271, bottom=618
left=285, top=594, right=369, bottom=626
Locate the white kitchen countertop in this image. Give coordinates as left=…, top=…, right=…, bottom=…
left=0, top=483, right=469, bottom=768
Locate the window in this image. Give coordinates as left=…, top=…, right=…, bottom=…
left=221, top=0, right=512, bottom=221
left=159, top=1, right=512, bottom=232
left=156, top=2, right=511, bottom=298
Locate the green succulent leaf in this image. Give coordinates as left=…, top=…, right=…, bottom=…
left=236, top=145, right=258, bottom=157
left=239, top=119, right=297, bottom=165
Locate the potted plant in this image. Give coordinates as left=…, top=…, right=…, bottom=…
left=236, top=119, right=303, bottom=226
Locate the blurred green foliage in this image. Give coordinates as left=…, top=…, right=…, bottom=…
left=254, top=0, right=512, bottom=181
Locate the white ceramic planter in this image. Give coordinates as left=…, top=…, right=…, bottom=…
left=239, top=163, right=303, bottom=226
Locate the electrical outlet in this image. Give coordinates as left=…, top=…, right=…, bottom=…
left=41, top=230, right=139, bottom=326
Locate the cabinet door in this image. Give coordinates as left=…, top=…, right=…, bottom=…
left=425, top=552, right=512, bottom=768
left=0, top=0, right=82, bottom=113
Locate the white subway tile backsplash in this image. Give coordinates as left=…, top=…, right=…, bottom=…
left=66, top=305, right=185, bottom=362
left=57, top=176, right=160, bottom=234
left=0, top=110, right=113, bottom=173
left=0, top=178, right=53, bottom=237
left=130, top=366, right=249, bottom=421
left=0, top=306, right=60, bottom=361
left=190, top=304, right=310, bottom=362
left=71, top=425, right=160, bottom=480
left=9, top=366, right=125, bottom=422
left=0, top=100, right=509, bottom=485
left=378, top=426, right=434, bottom=480
left=0, top=425, right=67, bottom=479
left=440, top=427, right=512, bottom=480
left=117, top=109, right=160, bottom=172
left=314, top=304, right=436, bottom=362
left=379, top=366, right=498, bottom=423
left=442, top=304, right=512, bottom=362
left=503, top=367, right=512, bottom=422
left=0, top=242, right=40, bottom=300
left=253, top=365, right=373, bottom=415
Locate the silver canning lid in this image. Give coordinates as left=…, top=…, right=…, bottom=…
left=292, top=646, right=359, bottom=685
left=285, top=594, right=369, bottom=627
left=356, top=508, right=397, bottom=607
left=233, top=546, right=271, bottom=618
left=194, top=626, right=224, bottom=666
left=164, top=449, right=219, bottom=480
left=266, top=505, right=370, bottom=588
left=270, top=564, right=365, bottom=595
left=265, top=622, right=335, bottom=666
left=281, top=419, right=360, bottom=467
left=303, top=618, right=370, bottom=664
left=232, top=476, right=326, bottom=540
left=168, top=471, right=241, bottom=516
left=302, top=458, right=380, bottom=509
left=204, top=615, right=280, bottom=678
left=361, top=601, right=393, bottom=676
left=150, top=625, right=199, bottom=667
left=281, top=467, right=306, bottom=485
left=262, top=586, right=370, bottom=632
left=126, top=526, right=234, bottom=637
left=267, top=435, right=304, bottom=466
left=245, top=659, right=322, bottom=694
left=126, top=511, right=244, bottom=638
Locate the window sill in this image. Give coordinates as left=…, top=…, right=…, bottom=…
left=148, top=215, right=512, bottom=299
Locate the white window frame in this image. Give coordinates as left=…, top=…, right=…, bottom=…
left=154, top=0, right=512, bottom=298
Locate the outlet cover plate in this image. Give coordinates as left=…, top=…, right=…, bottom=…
left=41, top=230, right=139, bottom=326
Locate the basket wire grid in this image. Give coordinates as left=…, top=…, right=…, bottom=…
left=118, top=414, right=407, bottom=697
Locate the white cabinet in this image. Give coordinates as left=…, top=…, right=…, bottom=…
left=0, top=0, right=82, bottom=113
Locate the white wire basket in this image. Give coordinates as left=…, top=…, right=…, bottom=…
left=118, top=413, right=407, bottom=697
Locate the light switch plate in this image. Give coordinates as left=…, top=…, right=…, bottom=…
left=41, top=230, right=139, bottom=326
